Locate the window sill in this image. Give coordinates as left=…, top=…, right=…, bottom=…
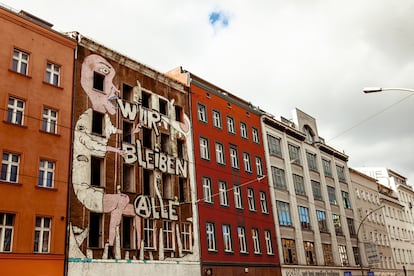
left=39, top=129, right=61, bottom=137
left=8, top=69, right=32, bottom=78
left=0, top=181, right=22, bottom=186
left=2, top=121, right=28, bottom=128
left=35, top=186, right=58, bottom=192
left=42, top=81, right=63, bottom=90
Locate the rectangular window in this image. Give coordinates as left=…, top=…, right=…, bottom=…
left=267, top=134, right=282, bottom=156
left=304, top=241, right=316, bottom=265
left=255, top=157, right=263, bottom=176
left=311, top=180, right=322, bottom=201
left=88, top=213, right=102, bottom=248
left=265, top=230, right=274, bottom=255
left=322, top=159, right=332, bottom=177
left=175, top=106, right=182, bottom=122
left=122, top=83, right=133, bottom=102
left=317, top=210, right=328, bottom=232
left=222, top=224, right=233, bottom=252
left=288, top=144, right=300, bottom=164
left=234, top=185, right=243, bottom=209
left=332, top=213, right=343, bottom=235
left=247, top=188, right=256, bottom=211
left=0, top=213, right=14, bottom=252
left=200, top=137, right=210, bottom=160
left=181, top=223, right=192, bottom=251
left=342, top=191, right=351, bottom=208
left=212, top=110, right=222, bottom=129
left=7, top=97, right=25, bottom=126
left=298, top=206, right=311, bottom=230
left=122, top=216, right=135, bottom=249
left=206, top=222, right=216, bottom=251
left=141, top=92, right=151, bottom=108
left=93, top=71, right=105, bottom=91
left=45, top=62, right=60, bottom=86
left=306, top=152, right=318, bottom=171
left=338, top=245, right=349, bottom=266
left=92, top=111, right=103, bottom=135
left=293, top=174, right=305, bottom=195
left=227, top=116, right=235, bottom=134
left=12, top=48, right=29, bottom=75
left=123, top=164, right=135, bottom=193
left=327, top=186, right=337, bottom=205
left=215, top=142, right=225, bottom=165
left=162, top=174, right=172, bottom=199
left=282, top=239, right=297, bottom=264
left=159, top=98, right=168, bottom=115
left=90, top=156, right=103, bottom=187
left=163, top=221, right=174, bottom=250
left=42, top=108, right=58, bottom=134
left=202, top=177, right=213, bottom=203
left=252, top=228, right=261, bottom=254
left=322, top=244, right=334, bottom=265
left=277, top=201, right=292, bottom=226
left=353, top=246, right=361, bottom=266
left=38, top=160, right=55, bottom=188
left=34, top=217, right=51, bottom=253
left=197, top=103, right=207, bottom=123
left=219, top=181, right=229, bottom=206
left=1, top=152, right=20, bottom=183
left=260, top=192, right=268, bottom=214
left=161, top=133, right=170, bottom=154
left=240, top=122, right=248, bottom=139
left=347, top=218, right=356, bottom=237
left=143, top=169, right=152, bottom=196
left=177, top=139, right=185, bottom=158
left=237, top=226, right=247, bottom=253
left=336, top=165, right=346, bottom=182
left=143, top=219, right=155, bottom=249
left=142, top=127, right=152, bottom=148
left=252, top=127, right=260, bottom=144
left=230, top=147, right=239, bottom=169
left=123, top=121, right=133, bottom=143
left=272, top=166, right=286, bottom=190
left=243, top=152, right=252, bottom=173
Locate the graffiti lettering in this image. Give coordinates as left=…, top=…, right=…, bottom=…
left=133, top=195, right=179, bottom=220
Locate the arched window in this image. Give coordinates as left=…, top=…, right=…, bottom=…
left=303, top=125, right=315, bottom=143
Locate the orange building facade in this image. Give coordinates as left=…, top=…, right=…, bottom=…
left=0, top=6, right=76, bottom=275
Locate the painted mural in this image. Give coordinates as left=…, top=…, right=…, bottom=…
left=69, top=54, right=195, bottom=261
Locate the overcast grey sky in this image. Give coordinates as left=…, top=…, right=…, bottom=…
left=3, top=0, right=414, bottom=185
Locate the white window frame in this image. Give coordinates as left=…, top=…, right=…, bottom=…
left=197, top=103, right=207, bottom=123
left=215, top=142, right=225, bottom=165
left=267, top=134, right=282, bottom=156
left=219, top=181, right=229, bottom=206
left=230, top=147, right=239, bottom=169
left=240, top=122, right=248, bottom=139
left=227, top=116, right=235, bottom=134
left=7, top=97, right=25, bottom=125
left=1, top=152, right=20, bottom=183
left=34, top=217, right=51, bottom=253
left=199, top=137, right=210, bottom=160
left=222, top=224, right=233, bottom=252
left=0, top=213, right=14, bottom=252
left=265, top=230, right=274, bottom=255
left=206, top=222, right=216, bottom=251
left=38, top=160, right=55, bottom=188
left=247, top=188, right=256, bottom=211
left=243, top=152, right=252, bottom=173
left=255, top=156, right=263, bottom=176
left=143, top=219, right=156, bottom=249
left=260, top=191, right=268, bottom=214
left=212, top=110, right=222, bottom=129
left=252, top=127, right=260, bottom=144
left=234, top=185, right=243, bottom=209
left=42, top=108, right=58, bottom=134
left=272, top=166, right=286, bottom=189
left=306, top=152, right=318, bottom=171
left=288, top=144, right=301, bottom=164
left=252, top=228, right=261, bottom=254
left=181, top=223, right=192, bottom=251
left=237, top=226, right=248, bottom=253
left=338, top=245, right=349, bottom=266
left=12, top=48, right=29, bottom=75
left=203, top=177, right=213, bottom=203
left=45, top=62, right=60, bottom=86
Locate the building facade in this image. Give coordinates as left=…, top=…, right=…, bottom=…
left=67, top=36, right=200, bottom=276
left=262, top=109, right=361, bottom=276
left=0, top=5, right=76, bottom=275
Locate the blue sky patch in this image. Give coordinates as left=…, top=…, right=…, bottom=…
left=209, top=10, right=229, bottom=28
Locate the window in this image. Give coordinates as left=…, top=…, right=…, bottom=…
left=199, top=137, right=210, bottom=160
left=161, top=133, right=170, bottom=154
left=42, top=108, right=58, bottom=134
left=93, top=71, right=105, bottom=91
left=143, top=169, right=152, bottom=196
left=298, top=206, right=311, bottom=230
left=227, top=116, right=235, bottom=134
left=288, top=144, right=300, bottom=164
left=259, top=192, right=268, bottom=214
left=206, top=222, right=216, bottom=251
left=162, top=221, right=174, bottom=250
left=267, top=134, right=282, bottom=156
left=322, top=244, right=334, bottom=265
left=181, top=223, right=192, bottom=251
left=338, top=245, right=349, bottom=266
left=212, top=110, right=222, bottom=129
left=342, top=191, right=351, bottom=208
left=293, top=174, right=305, bottom=195
left=123, top=121, right=133, bottom=143
left=247, top=188, right=256, bottom=211
left=7, top=97, right=25, bottom=125
left=255, top=157, right=263, bottom=176
left=222, top=224, right=233, bottom=252
left=347, top=218, right=356, bottom=237
left=45, top=62, right=60, bottom=86
left=336, top=165, right=346, bottom=182
left=122, top=84, right=133, bottom=102
left=322, top=159, right=332, bottom=177
left=277, top=201, right=292, bottom=226
left=215, top=142, right=225, bottom=165
left=1, top=152, right=20, bottom=183
left=12, top=48, right=29, bottom=75
left=272, top=167, right=286, bottom=190
left=123, top=164, right=135, bottom=193
left=159, top=98, right=168, bottom=115
left=332, top=214, right=343, bottom=235
left=34, top=217, right=51, bottom=253
left=92, top=111, right=103, bottom=135
left=202, top=177, right=213, bottom=203
left=38, top=160, right=55, bottom=188
left=303, top=125, right=314, bottom=143
left=142, top=127, right=153, bottom=148
left=252, top=127, right=260, bottom=144
left=264, top=230, right=274, bottom=255
left=282, top=239, right=297, bottom=264
left=353, top=247, right=361, bottom=266
left=90, top=156, right=103, bottom=187
left=240, top=122, right=248, bottom=139
left=316, top=210, right=328, bottom=232
left=219, top=181, right=229, bottom=206
left=122, top=216, right=135, bottom=249
left=88, top=213, right=102, bottom=248
left=306, top=152, right=318, bottom=171
left=0, top=213, right=14, bottom=252
left=197, top=103, right=207, bottom=123
left=304, top=241, right=316, bottom=265
left=230, top=147, right=239, bottom=169
left=311, top=180, right=322, bottom=201
left=237, top=226, right=248, bottom=253
left=243, top=152, right=252, bottom=173
left=143, top=219, right=155, bottom=249
left=234, top=185, right=243, bottom=209
left=141, top=92, right=151, bottom=108
left=175, top=105, right=182, bottom=122
left=252, top=228, right=261, bottom=254
left=327, top=186, right=337, bottom=205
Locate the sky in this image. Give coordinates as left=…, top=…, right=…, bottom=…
left=2, top=0, right=414, bottom=186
